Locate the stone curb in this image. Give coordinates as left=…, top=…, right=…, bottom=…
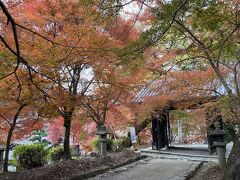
left=185, top=162, right=204, bottom=180
left=140, top=149, right=218, bottom=158
left=141, top=152, right=218, bottom=163
left=169, top=146, right=208, bottom=152
left=71, top=155, right=148, bottom=180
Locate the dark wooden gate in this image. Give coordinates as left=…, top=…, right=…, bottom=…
left=152, top=110, right=170, bottom=150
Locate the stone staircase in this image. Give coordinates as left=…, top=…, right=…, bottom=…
left=140, top=148, right=218, bottom=162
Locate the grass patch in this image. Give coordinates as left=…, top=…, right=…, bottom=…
left=8, top=159, right=16, bottom=166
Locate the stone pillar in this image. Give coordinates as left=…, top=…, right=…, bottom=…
left=177, top=120, right=183, bottom=143
left=99, top=137, right=107, bottom=157
left=96, top=129, right=108, bottom=157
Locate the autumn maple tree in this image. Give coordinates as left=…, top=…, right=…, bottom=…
left=0, top=68, right=45, bottom=172
left=20, top=1, right=111, bottom=159
left=5, top=0, right=143, bottom=159
left=1, top=0, right=239, bottom=178
left=114, top=0, right=240, bottom=177
left=92, top=0, right=239, bottom=176
left=0, top=0, right=142, bottom=160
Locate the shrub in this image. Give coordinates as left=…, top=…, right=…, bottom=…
left=49, top=146, right=64, bottom=162
left=13, top=144, right=48, bottom=170
left=92, top=137, right=113, bottom=152
left=224, top=123, right=237, bottom=143
left=112, top=137, right=131, bottom=151
left=121, top=136, right=131, bottom=148
left=112, top=139, right=123, bottom=152
left=91, top=138, right=98, bottom=151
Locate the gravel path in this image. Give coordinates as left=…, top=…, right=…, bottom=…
left=89, top=158, right=201, bottom=180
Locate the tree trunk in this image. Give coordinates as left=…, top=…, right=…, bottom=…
left=3, top=126, right=14, bottom=172
left=223, top=132, right=240, bottom=180
left=3, top=105, right=25, bottom=172
left=136, top=118, right=152, bottom=135
left=63, top=112, right=72, bottom=160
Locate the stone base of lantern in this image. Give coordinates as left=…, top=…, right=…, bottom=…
left=214, top=141, right=226, bottom=165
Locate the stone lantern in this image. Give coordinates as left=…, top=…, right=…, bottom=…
left=211, top=120, right=226, bottom=165
left=96, top=129, right=108, bottom=157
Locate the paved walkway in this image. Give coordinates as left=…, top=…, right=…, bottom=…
left=89, top=158, right=201, bottom=180
left=89, top=143, right=233, bottom=180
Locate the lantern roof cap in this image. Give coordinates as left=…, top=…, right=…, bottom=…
left=96, top=129, right=109, bottom=135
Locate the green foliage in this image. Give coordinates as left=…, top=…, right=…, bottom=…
left=92, top=137, right=99, bottom=151
left=13, top=144, right=48, bottom=170
left=49, top=146, right=64, bottom=162
left=8, top=159, right=16, bottom=166
left=91, top=137, right=113, bottom=152
left=92, top=136, right=131, bottom=152
left=136, top=0, right=239, bottom=73
left=120, top=136, right=131, bottom=148
left=224, top=123, right=237, bottom=143
left=171, top=110, right=192, bottom=121
left=217, top=96, right=232, bottom=108
left=112, top=139, right=123, bottom=151
left=0, top=51, right=6, bottom=58
left=112, top=136, right=131, bottom=151
left=216, top=96, right=238, bottom=123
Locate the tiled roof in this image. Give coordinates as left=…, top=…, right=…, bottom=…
left=133, top=79, right=170, bottom=103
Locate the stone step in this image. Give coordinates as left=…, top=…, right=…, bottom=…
left=140, top=150, right=218, bottom=162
